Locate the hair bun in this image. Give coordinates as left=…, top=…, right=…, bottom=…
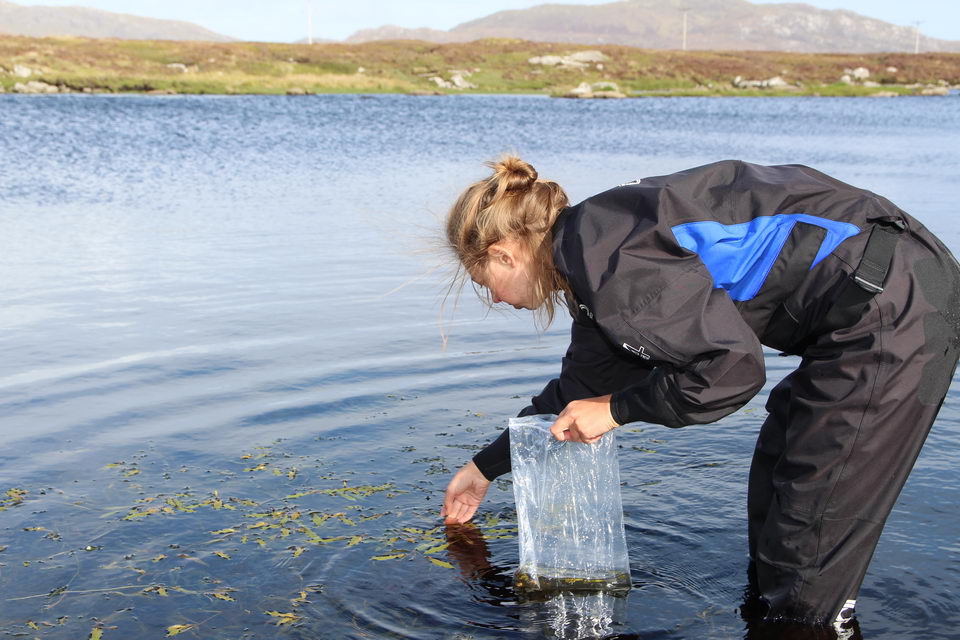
left=487, top=155, right=538, bottom=193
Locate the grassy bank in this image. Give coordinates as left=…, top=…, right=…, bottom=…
left=1, top=35, right=957, bottom=96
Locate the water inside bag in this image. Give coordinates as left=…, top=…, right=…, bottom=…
left=509, top=415, right=631, bottom=594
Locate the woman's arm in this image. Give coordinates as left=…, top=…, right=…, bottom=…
left=595, top=264, right=767, bottom=428
left=470, top=313, right=656, bottom=481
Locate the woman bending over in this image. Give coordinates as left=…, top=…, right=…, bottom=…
left=440, top=155, right=960, bottom=626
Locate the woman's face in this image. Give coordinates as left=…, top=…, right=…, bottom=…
left=472, top=239, right=537, bottom=310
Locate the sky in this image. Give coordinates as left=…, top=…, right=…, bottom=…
left=9, top=0, right=960, bottom=43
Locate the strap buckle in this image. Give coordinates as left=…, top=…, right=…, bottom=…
left=852, top=275, right=884, bottom=294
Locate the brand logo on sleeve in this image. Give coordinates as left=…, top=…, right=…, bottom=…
left=578, top=304, right=594, bottom=319
left=622, top=342, right=651, bottom=360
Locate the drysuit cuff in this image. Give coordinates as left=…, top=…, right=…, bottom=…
left=472, top=428, right=511, bottom=481
left=609, top=395, right=628, bottom=426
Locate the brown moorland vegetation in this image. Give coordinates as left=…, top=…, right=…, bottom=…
left=0, top=35, right=957, bottom=96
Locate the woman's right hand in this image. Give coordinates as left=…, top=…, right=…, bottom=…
left=440, top=460, right=491, bottom=524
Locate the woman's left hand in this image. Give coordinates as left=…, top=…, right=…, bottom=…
left=550, top=394, right=619, bottom=444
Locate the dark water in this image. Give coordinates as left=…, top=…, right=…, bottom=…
left=0, top=94, right=958, bottom=639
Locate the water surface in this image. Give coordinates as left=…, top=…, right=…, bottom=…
left=0, top=93, right=958, bottom=639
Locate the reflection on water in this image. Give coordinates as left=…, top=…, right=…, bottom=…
left=0, top=94, right=958, bottom=638
left=527, top=591, right=628, bottom=639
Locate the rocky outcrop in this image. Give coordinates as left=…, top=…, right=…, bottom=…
left=427, top=70, right=477, bottom=90
left=12, top=80, right=59, bottom=93
left=529, top=50, right=608, bottom=70
left=839, top=67, right=871, bottom=84
left=732, top=75, right=791, bottom=89
left=849, top=67, right=870, bottom=80
left=560, top=81, right=625, bottom=98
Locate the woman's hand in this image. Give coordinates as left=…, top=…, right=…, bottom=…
left=440, top=460, right=491, bottom=524
left=550, top=394, right=619, bottom=443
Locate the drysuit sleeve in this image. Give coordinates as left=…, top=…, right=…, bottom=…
left=471, top=314, right=656, bottom=481
left=597, top=263, right=767, bottom=428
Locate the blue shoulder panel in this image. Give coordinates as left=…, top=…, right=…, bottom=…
left=670, top=214, right=860, bottom=301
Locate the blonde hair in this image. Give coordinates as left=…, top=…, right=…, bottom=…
left=445, top=155, right=570, bottom=325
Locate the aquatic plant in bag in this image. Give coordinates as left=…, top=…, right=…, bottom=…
left=509, top=414, right=631, bottom=593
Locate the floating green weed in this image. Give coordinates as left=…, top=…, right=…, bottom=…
left=0, top=487, right=27, bottom=511
left=0, top=438, right=516, bottom=636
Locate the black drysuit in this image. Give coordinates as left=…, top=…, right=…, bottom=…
left=470, top=160, right=960, bottom=623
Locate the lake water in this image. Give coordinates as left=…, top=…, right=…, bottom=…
left=0, top=93, right=958, bottom=639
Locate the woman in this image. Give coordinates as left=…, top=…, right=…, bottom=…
left=439, top=156, right=960, bottom=626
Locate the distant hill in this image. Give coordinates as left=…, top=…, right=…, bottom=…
left=0, top=0, right=233, bottom=41
left=347, top=0, right=960, bottom=53
left=293, top=37, right=336, bottom=45
left=345, top=25, right=450, bottom=44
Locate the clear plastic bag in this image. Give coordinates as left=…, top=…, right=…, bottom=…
left=509, top=414, right=631, bottom=594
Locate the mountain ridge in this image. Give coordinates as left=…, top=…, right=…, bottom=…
left=347, top=0, right=960, bottom=53
left=0, top=0, right=233, bottom=41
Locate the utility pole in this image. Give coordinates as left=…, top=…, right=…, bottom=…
left=913, top=21, right=921, bottom=54
left=681, top=8, right=689, bottom=51
left=307, top=0, right=314, bottom=45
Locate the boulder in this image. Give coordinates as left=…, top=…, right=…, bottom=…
left=920, top=87, right=950, bottom=96
left=863, top=81, right=880, bottom=88
left=869, top=91, right=898, bottom=98
left=851, top=67, right=870, bottom=80
left=166, top=63, right=189, bottom=73
left=886, top=66, right=898, bottom=73
left=13, top=64, right=33, bottom=78
left=286, top=87, right=308, bottom=95
left=839, top=74, right=852, bottom=84
left=592, top=90, right=626, bottom=99
left=765, top=76, right=788, bottom=88
left=568, top=81, right=593, bottom=97
left=429, top=76, right=453, bottom=89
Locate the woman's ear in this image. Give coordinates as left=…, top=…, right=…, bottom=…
left=487, top=242, right=517, bottom=268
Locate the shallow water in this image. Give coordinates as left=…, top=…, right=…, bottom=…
left=0, top=93, right=958, bottom=639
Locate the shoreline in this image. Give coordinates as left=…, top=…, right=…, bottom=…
left=2, top=35, right=957, bottom=98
